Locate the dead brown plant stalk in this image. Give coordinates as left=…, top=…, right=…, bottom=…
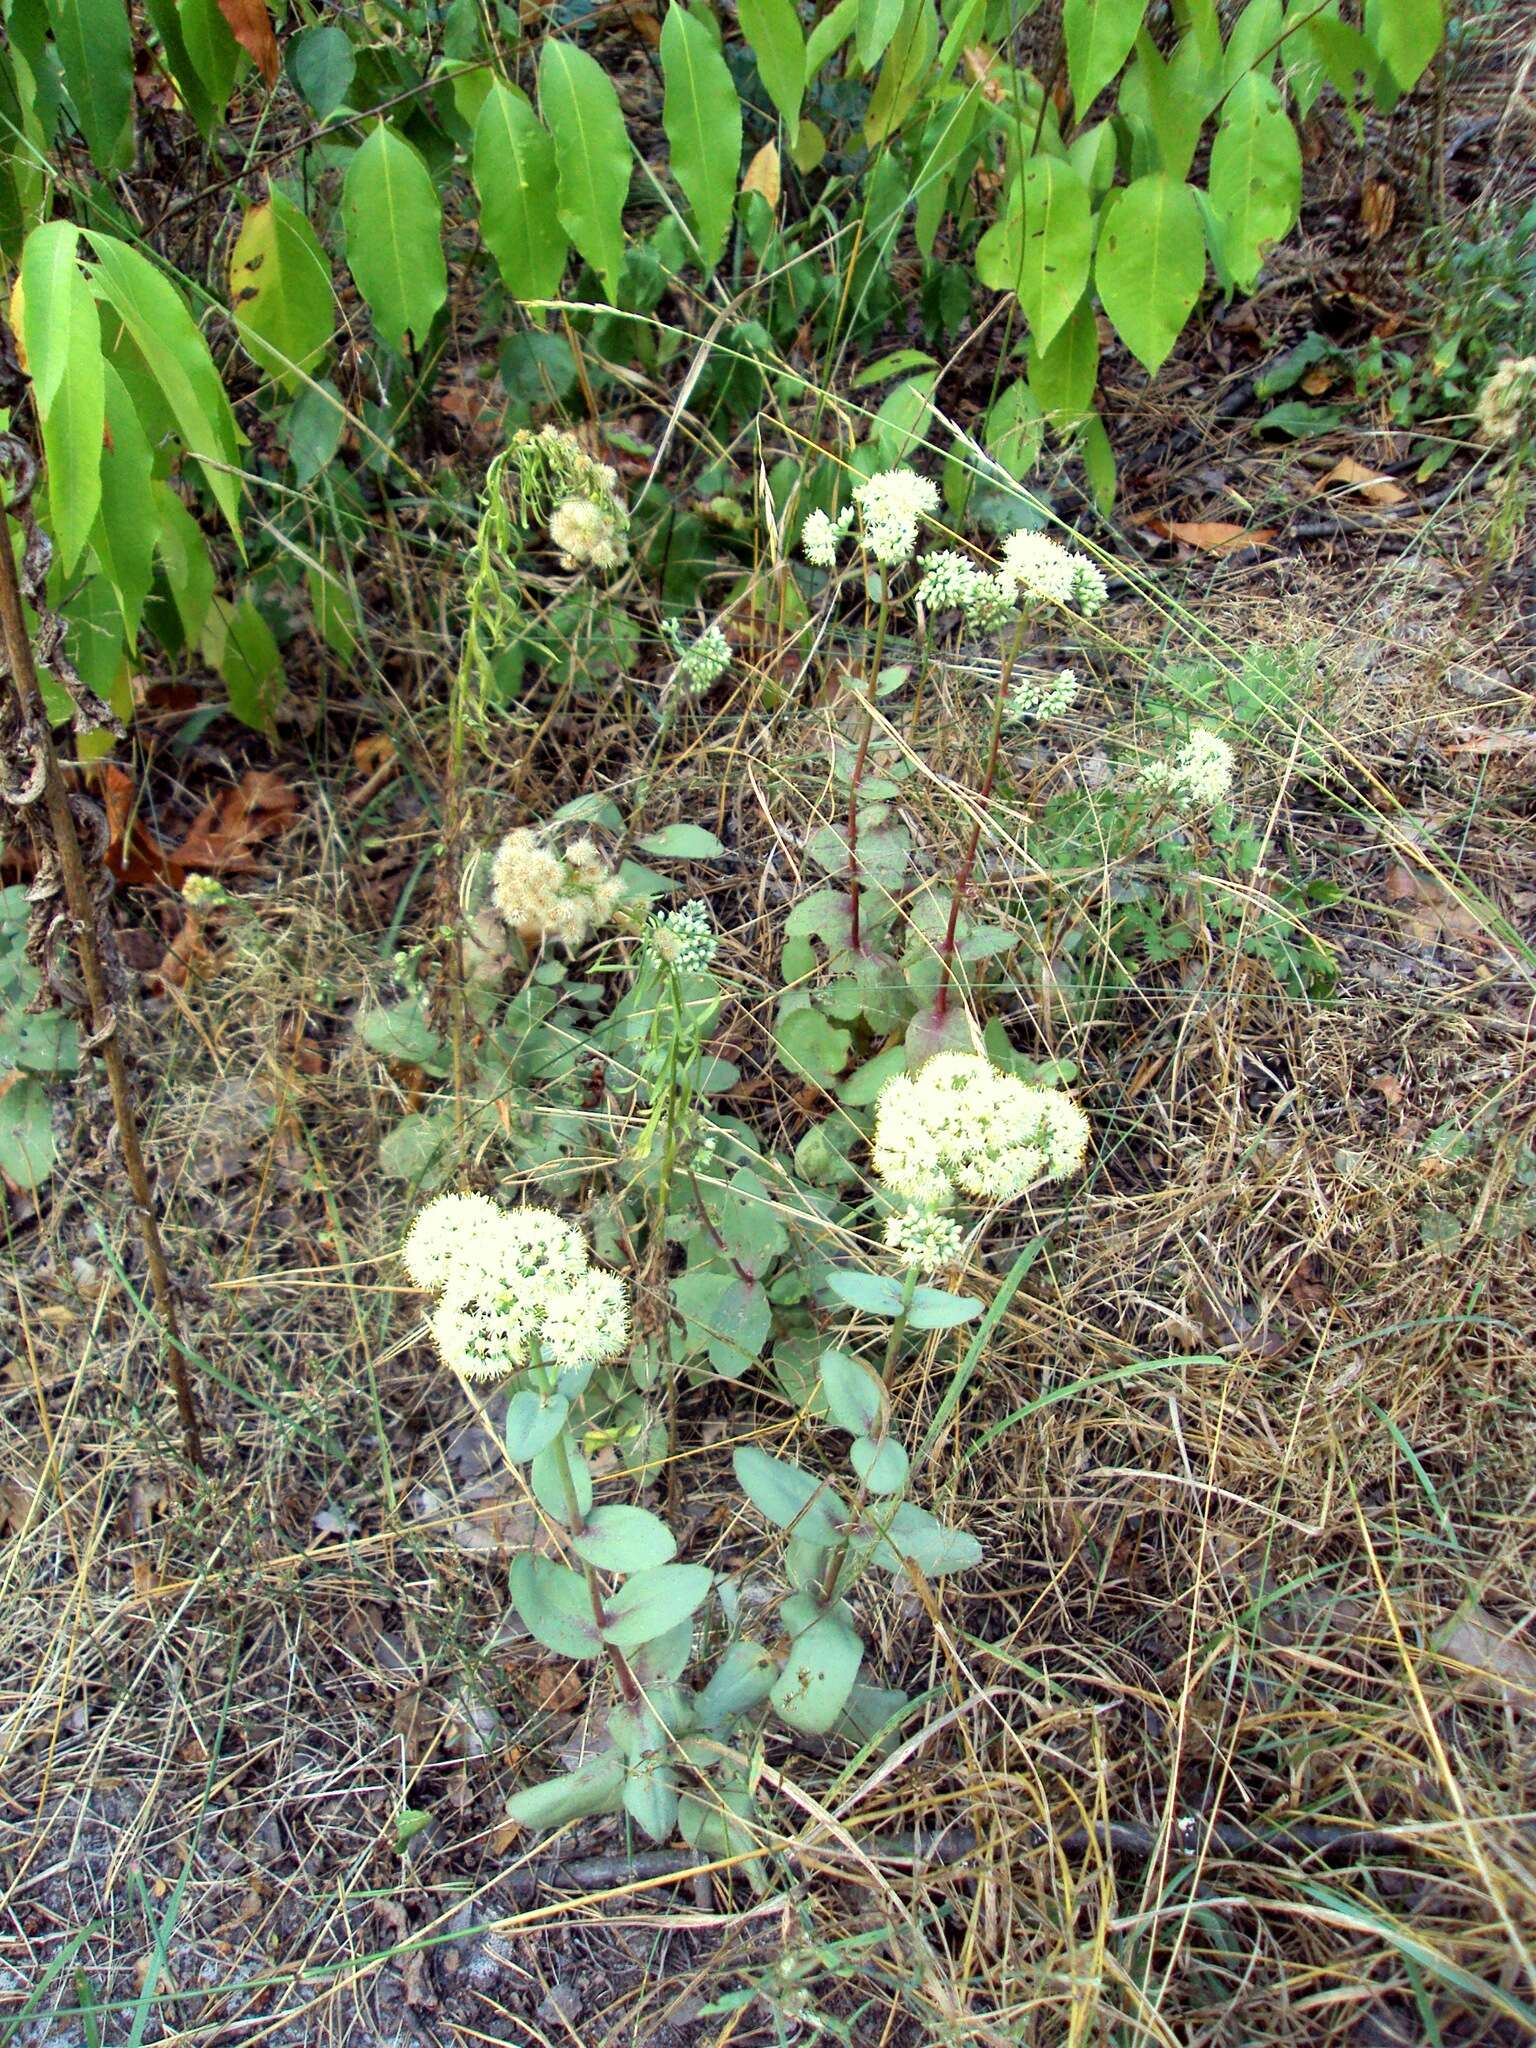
left=0, top=431, right=203, bottom=1469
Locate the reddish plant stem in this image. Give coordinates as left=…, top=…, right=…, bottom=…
left=934, top=630, right=1021, bottom=1020
left=846, top=569, right=890, bottom=956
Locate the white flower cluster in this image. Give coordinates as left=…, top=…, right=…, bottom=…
left=646, top=899, right=718, bottom=974
left=1000, top=529, right=1108, bottom=614
left=1005, top=667, right=1080, bottom=723
left=801, top=505, right=854, bottom=568
left=491, top=829, right=624, bottom=949
left=403, top=1193, right=630, bottom=1381
left=673, top=623, right=732, bottom=692
left=852, top=468, right=940, bottom=565
left=914, top=550, right=1016, bottom=632
left=1141, top=726, right=1235, bottom=808
left=1475, top=356, right=1536, bottom=446
left=549, top=495, right=628, bottom=573
left=872, top=1053, right=1090, bottom=1211
left=883, top=1206, right=968, bottom=1272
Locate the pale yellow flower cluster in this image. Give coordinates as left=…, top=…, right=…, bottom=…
left=1475, top=356, right=1536, bottom=447
left=403, top=1193, right=630, bottom=1381
left=491, top=829, right=624, bottom=949
left=872, top=1053, right=1090, bottom=1211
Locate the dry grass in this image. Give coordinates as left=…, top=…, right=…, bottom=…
left=2, top=489, right=1534, bottom=2046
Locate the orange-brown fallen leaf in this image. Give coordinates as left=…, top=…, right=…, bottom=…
left=97, top=765, right=184, bottom=888
left=175, top=769, right=299, bottom=873
left=1316, top=456, right=1410, bottom=506
left=215, top=0, right=279, bottom=85
left=1139, top=517, right=1278, bottom=553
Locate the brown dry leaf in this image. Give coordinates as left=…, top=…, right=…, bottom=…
left=741, top=141, right=781, bottom=209
left=1359, top=176, right=1397, bottom=241
left=1443, top=727, right=1536, bottom=755
left=961, top=44, right=1006, bottom=102
left=176, top=769, right=299, bottom=873
left=1366, top=1073, right=1405, bottom=1105
left=1300, top=364, right=1335, bottom=395
left=97, top=765, right=184, bottom=888
left=215, top=0, right=279, bottom=86
left=1316, top=456, right=1410, bottom=507
left=1141, top=517, right=1277, bottom=554
left=156, top=910, right=214, bottom=990
left=1382, top=862, right=1487, bottom=946
left=1435, top=1610, right=1536, bottom=1710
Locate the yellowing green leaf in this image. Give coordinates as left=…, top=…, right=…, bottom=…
left=983, top=156, right=1091, bottom=356
left=1064, top=0, right=1146, bottom=120
left=341, top=123, right=446, bottom=355
left=862, top=0, right=937, bottom=146
left=1094, top=173, right=1205, bottom=374
left=539, top=38, right=632, bottom=301
left=229, top=186, right=334, bottom=392
left=473, top=82, right=568, bottom=302
left=1207, top=71, right=1300, bottom=291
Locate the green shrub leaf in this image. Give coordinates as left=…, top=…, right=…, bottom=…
left=473, top=82, right=568, bottom=302
left=660, top=5, right=741, bottom=273
left=341, top=123, right=446, bottom=355
left=1094, top=172, right=1205, bottom=373
left=539, top=38, right=632, bottom=301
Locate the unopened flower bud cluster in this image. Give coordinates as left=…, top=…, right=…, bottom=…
left=873, top=1052, right=1090, bottom=1212
left=669, top=622, right=732, bottom=692
left=645, top=899, right=718, bottom=975
left=1005, top=667, right=1080, bottom=723
left=403, top=1192, right=630, bottom=1380
left=883, top=1206, right=968, bottom=1272
left=491, top=828, right=624, bottom=949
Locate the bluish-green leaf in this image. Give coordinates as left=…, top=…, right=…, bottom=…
left=770, top=1613, right=864, bottom=1733
left=601, top=1562, right=713, bottom=1649
left=697, top=1639, right=778, bottom=1726
left=824, top=1269, right=906, bottom=1317
left=819, top=1349, right=887, bottom=1438
left=539, top=38, right=632, bottom=301
left=572, top=1504, right=679, bottom=1573
left=289, top=23, right=354, bottom=118
left=342, top=123, right=446, bottom=354
left=505, top=1749, right=626, bottom=1829
left=871, top=1500, right=982, bottom=1576
left=850, top=1435, right=909, bottom=1493
left=504, top=1388, right=570, bottom=1462
left=473, top=82, right=568, bottom=302
left=509, top=1553, right=603, bottom=1659
left=733, top=1445, right=847, bottom=1545
left=0, top=1074, right=56, bottom=1189
left=638, top=822, right=726, bottom=858
left=660, top=5, right=741, bottom=274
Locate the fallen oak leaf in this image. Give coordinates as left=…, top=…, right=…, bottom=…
left=175, top=769, right=299, bottom=873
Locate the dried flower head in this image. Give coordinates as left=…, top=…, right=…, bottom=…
left=548, top=495, right=629, bottom=573
left=491, top=827, right=624, bottom=949
left=1475, top=356, right=1536, bottom=446
left=1141, top=726, right=1235, bottom=808
left=873, top=1053, right=1089, bottom=1211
